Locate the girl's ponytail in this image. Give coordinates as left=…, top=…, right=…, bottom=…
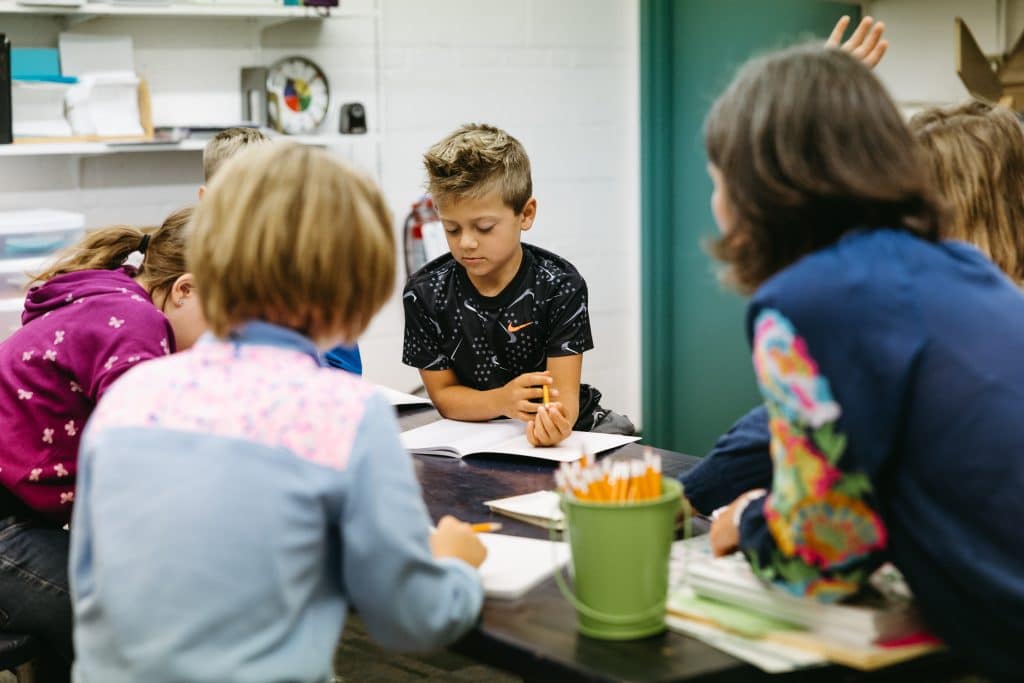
left=30, top=225, right=152, bottom=285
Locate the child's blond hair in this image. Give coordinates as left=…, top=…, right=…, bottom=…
left=202, top=127, right=271, bottom=182
left=189, top=143, right=394, bottom=342
left=423, top=123, right=532, bottom=213
left=909, top=101, right=1024, bottom=283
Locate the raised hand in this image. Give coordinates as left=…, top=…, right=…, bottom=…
left=827, top=15, right=889, bottom=69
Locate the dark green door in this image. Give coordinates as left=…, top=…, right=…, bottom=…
left=640, top=0, right=859, bottom=455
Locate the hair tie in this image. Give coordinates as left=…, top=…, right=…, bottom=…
left=138, top=233, right=151, bottom=255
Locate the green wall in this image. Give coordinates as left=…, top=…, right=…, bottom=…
left=640, top=0, right=859, bottom=455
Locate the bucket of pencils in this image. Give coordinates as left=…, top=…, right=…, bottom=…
left=554, top=450, right=682, bottom=640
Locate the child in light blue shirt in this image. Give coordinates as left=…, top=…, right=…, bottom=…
left=71, top=143, right=486, bottom=683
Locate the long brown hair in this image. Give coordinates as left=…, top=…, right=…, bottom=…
left=910, top=101, right=1024, bottom=282
left=704, top=44, right=944, bottom=294
left=31, top=207, right=193, bottom=306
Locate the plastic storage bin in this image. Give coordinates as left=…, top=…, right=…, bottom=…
left=0, top=210, right=83, bottom=342
left=0, top=210, right=84, bottom=259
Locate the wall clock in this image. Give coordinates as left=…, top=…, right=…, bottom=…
left=266, top=56, right=330, bottom=135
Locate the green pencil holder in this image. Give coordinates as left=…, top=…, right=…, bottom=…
left=555, top=478, right=682, bottom=640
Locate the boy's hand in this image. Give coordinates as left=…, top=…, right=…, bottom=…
left=827, top=15, right=888, bottom=69
left=526, top=402, right=572, bottom=447
left=501, top=371, right=558, bottom=422
left=430, top=515, right=487, bottom=568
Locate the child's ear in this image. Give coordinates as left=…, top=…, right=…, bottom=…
left=520, top=197, right=537, bottom=232
left=198, top=185, right=207, bottom=200
left=172, top=273, right=195, bottom=303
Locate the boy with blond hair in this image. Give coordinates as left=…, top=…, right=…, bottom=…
left=403, top=123, right=633, bottom=446
left=70, top=144, right=486, bottom=683
left=200, top=127, right=363, bottom=373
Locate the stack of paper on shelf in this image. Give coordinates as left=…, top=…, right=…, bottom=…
left=12, top=82, right=72, bottom=138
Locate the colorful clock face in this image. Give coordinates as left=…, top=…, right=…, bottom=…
left=266, top=56, right=330, bottom=135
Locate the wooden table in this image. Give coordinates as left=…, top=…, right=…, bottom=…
left=398, top=406, right=973, bottom=682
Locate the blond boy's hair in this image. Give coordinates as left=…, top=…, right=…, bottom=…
left=202, top=127, right=271, bottom=181
left=909, top=101, right=1024, bottom=283
left=189, top=143, right=395, bottom=341
left=423, top=123, right=532, bottom=213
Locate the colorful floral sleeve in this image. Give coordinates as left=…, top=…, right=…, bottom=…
left=738, top=309, right=887, bottom=602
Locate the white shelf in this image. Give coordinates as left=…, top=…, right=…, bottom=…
left=0, top=1, right=373, bottom=20
left=0, top=134, right=378, bottom=157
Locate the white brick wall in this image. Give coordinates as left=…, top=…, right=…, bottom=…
left=0, top=0, right=643, bottom=426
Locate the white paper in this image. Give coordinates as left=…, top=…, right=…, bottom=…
left=477, top=532, right=570, bottom=600
left=11, top=82, right=72, bottom=138
left=484, top=490, right=564, bottom=530
left=374, top=385, right=431, bottom=407
left=59, top=33, right=135, bottom=77
left=66, top=73, right=142, bottom=137
left=665, top=615, right=826, bottom=673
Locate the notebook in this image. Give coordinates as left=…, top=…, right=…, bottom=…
left=400, top=418, right=640, bottom=463
left=477, top=532, right=570, bottom=600
left=483, top=490, right=564, bottom=530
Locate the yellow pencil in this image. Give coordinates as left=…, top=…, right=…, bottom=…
left=542, top=384, right=550, bottom=406
left=471, top=522, right=503, bottom=533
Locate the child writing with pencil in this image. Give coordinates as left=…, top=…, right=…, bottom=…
left=70, top=144, right=486, bottom=683
left=403, top=123, right=634, bottom=446
left=702, top=45, right=1024, bottom=677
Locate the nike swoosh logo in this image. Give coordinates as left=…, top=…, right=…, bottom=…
left=506, top=321, right=535, bottom=333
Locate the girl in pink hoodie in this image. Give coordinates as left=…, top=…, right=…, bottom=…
left=0, top=207, right=205, bottom=682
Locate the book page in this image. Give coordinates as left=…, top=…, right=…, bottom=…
left=484, top=431, right=640, bottom=462
left=400, top=419, right=523, bottom=457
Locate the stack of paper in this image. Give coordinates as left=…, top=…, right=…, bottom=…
left=665, top=536, right=940, bottom=672
left=678, top=539, right=922, bottom=648
left=59, top=33, right=143, bottom=137
left=484, top=490, right=564, bottom=530
left=12, top=81, right=72, bottom=138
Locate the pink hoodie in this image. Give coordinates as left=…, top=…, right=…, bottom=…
left=0, top=268, right=175, bottom=522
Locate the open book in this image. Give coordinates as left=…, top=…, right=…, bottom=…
left=400, top=418, right=640, bottom=463
left=478, top=533, right=570, bottom=599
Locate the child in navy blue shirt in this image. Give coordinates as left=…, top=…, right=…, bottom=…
left=700, top=45, right=1024, bottom=677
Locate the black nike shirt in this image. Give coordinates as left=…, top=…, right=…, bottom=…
left=402, top=243, right=606, bottom=429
